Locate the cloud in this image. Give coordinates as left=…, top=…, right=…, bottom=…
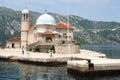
left=27, top=0, right=58, bottom=6
left=59, top=0, right=111, bottom=4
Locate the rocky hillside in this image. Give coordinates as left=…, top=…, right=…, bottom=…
left=0, top=7, right=120, bottom=46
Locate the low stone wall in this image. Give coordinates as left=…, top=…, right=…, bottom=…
left=55, top=45, right=80, bottom=54
left=0, top=54, right=73, bottom=66
left=67, top=59, right=120, bottom=73
left=67, top=60, right=88, bottom=72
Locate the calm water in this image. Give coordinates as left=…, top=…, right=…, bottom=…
left=0, top=45, right=120, bottom=80
left=81, top=45, right=120, bottom=59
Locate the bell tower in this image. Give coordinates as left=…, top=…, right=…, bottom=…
left=21, top=8, right=30, bottom=48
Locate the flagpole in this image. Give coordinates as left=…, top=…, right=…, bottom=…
left=67, top=0, right=70, bottom=41
left=67, top=0, right=70, bottom=54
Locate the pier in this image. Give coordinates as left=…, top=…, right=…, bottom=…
left=67, top=59, right=120, bottom=74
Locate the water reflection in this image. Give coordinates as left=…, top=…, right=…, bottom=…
left=0, top=60, right=119, bottom=80
left=68, top=74, right=120, bottom=80
left=19, top=64, right=68, bottom=80
left=0, top=61, right=22, bottom=80
left=0, top=61, right=74, bottom=80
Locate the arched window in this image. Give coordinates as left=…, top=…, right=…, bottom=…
left=26, top=14, right=28, bottom=20
left=63, top=33, right=67, bottom=38
left=46, top=37, right=52, bottom=43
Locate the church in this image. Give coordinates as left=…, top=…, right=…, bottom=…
left=6, top=8, right=80, bottom=54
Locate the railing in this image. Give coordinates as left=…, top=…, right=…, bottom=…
left=28, top=38, right=74, bottom=49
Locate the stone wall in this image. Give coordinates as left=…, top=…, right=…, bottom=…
left=37, top=45, right=51, bottom=53
left=55, top=44, right=80, bottom=54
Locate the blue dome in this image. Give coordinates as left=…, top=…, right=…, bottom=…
left=36, top=13, right=56, bottom=25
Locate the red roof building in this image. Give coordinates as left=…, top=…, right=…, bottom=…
left=42, top=30, right=54, bottom=35
left=56, top=21, right=74, bottom=30
left=7, top=37, right=20, bottom=42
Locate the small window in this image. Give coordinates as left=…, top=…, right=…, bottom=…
left=63, top=33, right=67, bottom=38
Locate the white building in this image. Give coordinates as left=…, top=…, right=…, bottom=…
left=6, top=8, right=80, bottom=54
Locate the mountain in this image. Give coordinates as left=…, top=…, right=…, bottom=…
left=0, top=7, right=120, bottom=46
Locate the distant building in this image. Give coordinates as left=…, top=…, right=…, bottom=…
left=6, top=37, right=20, bottom=48
left=6, top=8, right=80, bottom=54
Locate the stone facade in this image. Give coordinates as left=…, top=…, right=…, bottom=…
left=6, top=8, right=80, bottom=54
left=55, top=44, right=80, bottom=54
left=21, top=10, right=74, bottom=48
left=21, top=9, right=30, bottom=48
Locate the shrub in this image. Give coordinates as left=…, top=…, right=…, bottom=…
left=48, top=45, right=55, bottom=53
left=29, top=48, right=32, bottom=51
left=49, top=45, right=55, bottom=50
left=33, top=47, right=40, bottom=52
left=75, top=42, right=81, bottom=46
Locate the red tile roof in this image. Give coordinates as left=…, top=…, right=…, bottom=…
left=7, top=37, right=20, bottom=42
left=56, top=21, right=74, bottom=30
left=42, top=30, right=54, bottom=35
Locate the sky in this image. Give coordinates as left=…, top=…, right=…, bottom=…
left=0, top=0, right=120, bottom=22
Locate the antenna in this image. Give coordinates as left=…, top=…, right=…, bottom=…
left=45, top=10, right=47, bottom=14
left=24, top=0, right=28, bottom=9
left=67, top=0, right=70, bottom=41
left=67, top=0, right=70, bottom=54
